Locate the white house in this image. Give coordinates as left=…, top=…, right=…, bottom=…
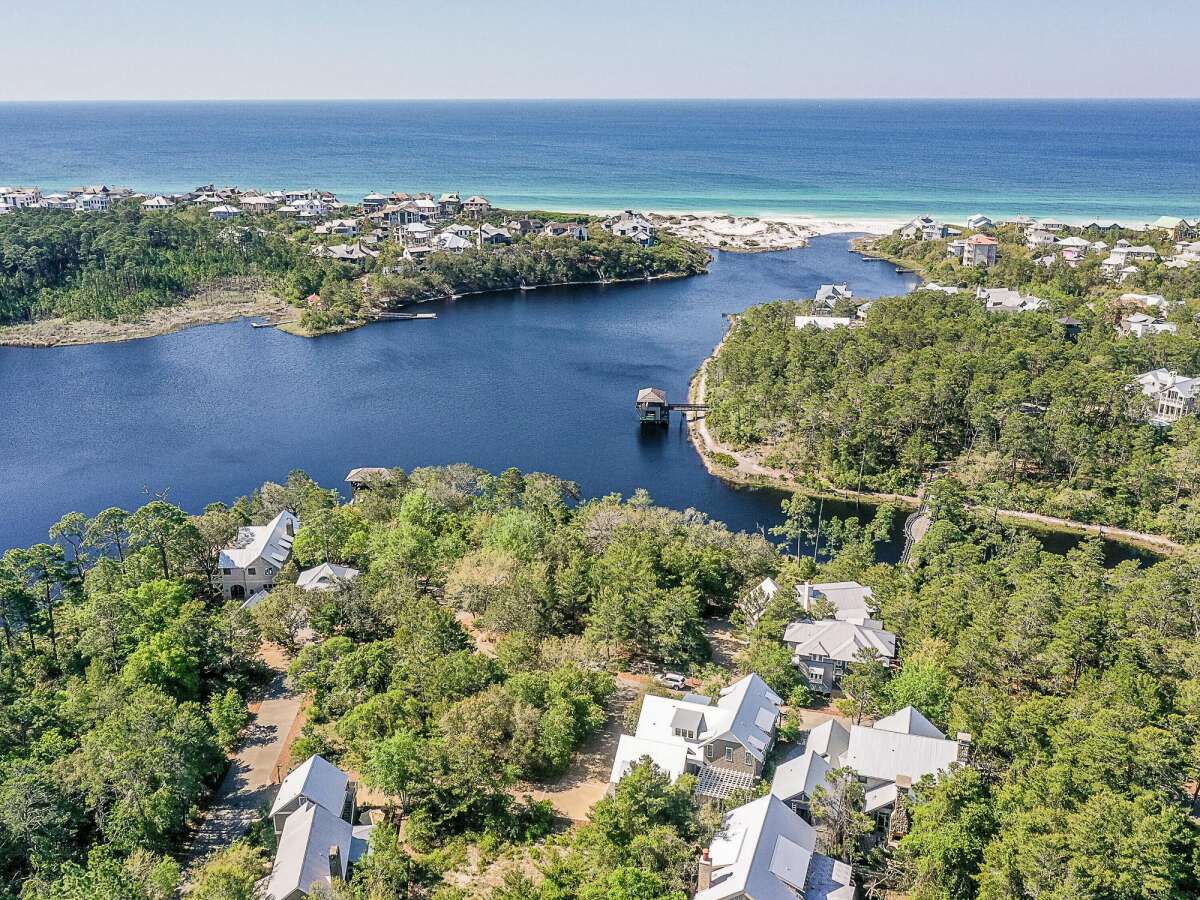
left=801, top=707, right=968, bottom=832
left=265, top=801, right=374, bottom=900
left=1119, top=313, right=1177, bottom=338
left=209, top=204, right=242, bottom=221
left=216, top=510, right=298, bottom=601
left=783, top=619, right=897, bottom=694
left=899, top=215, right=948, bottom=241
left=605, top=210, right=658, bottom=245
left=795, top=316, right=853, bottom=331
left=965, top=214, right=993, bottom=230
left=741, top=579, right=877, bottom=628
left=74, top=193, right=111, bottom=212
left=610, top=673, right=781, bottom=801
left=977, top=286, right=1045, bottom=313
left=296, top=562, right=360, bottom=592
left=544, top=221, right=589, bottom=240
left=813, top=284, right=853, bottom=308
left=1136, top=369, right=1200, bottom=424
left=694, top=795, right=854, bottom=900
left=270, top=754, right=356, bottom=834
left=140, top=195, right=174, bottom=211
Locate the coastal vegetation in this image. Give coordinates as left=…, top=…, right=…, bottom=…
left=3, top=465, right=1200, bottom=898
left=704, top=283, right=1200, bottom=542
left=0, top=200, right=708, bottom=342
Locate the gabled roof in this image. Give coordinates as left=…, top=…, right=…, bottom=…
left=839, top=723, right=960, bottom=785
left=770, top=749, right=835, bottom=803
left=219, top=510, right=297, bottom=570
left=713, top=673, right=783, bottom=761
left=608, top=734, right=690, bottom=784
left=265, top=801, right=372, bottom=900
left=805, top=719, right=850, bottom=761
left=637, top=387, right=667, bottom=404
left=801, top=581, right=876, bottom=624
left=874, top=705, right=946, bottom=740
left=269, top=754, right=349, bottom=819
left=783, top=619, right=896, bottom=663
left=697, top=795, right=826, bottom=900
left=297, top=562, right=360, bottom=592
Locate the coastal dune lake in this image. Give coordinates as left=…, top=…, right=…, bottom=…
left=0, top=236, right=1148, bottom=563
left=0, top=237, right=915, bottom=552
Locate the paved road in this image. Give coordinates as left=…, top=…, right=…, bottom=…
left=181, top=655, right=302, bottom=880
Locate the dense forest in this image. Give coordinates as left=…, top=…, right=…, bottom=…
left=0, top=205, right=305, bottom=324
left=705, top=288, right=1200, bottom=539
left=3, top=464, right=1199, bottom=897
left=0, top=203, right=708, bottom=334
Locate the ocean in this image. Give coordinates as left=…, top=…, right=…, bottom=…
left=1, top=100, right=1198, bottom=221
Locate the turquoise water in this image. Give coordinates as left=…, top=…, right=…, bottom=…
left=1, top=100, right=1198, bottom=220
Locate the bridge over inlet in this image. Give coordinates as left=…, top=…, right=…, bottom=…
left=635, top=387, right=709, bottom=426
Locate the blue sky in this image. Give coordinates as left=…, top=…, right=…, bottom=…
left=3, top=0, right=1198, bottom=101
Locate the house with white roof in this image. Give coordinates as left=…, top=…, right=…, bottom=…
left=741, top=579, right=877, bottom=629
left=795, top=316, right=853, bottom=331
left=0, top=187, right=42, bottom=209
left=270, top=753, right=357, bottom=834
left=140, top=195, right=174, bottom=211
left=802, top=707, right=968, bottom=833
left=74, top=193, right=111, bottom=212
left=209, top=204, right=242, bottom=221
left=296, top=562, right=360, bottom=593
left=1136, top=369, right=1200, bottom=424
left=1118, top=313, right=1176, bottom=338
left=216, top=510, right=298, bottom=601
left=604, top=210, right=657, bottom=246
left=610, top=673, right=782, bottom=801
left=695, top=795, right=854, bottom=900
left=783, top=619, right=896, bottom=694
left=770, top=749, right=836, bottom=823
left=435, top=231, right=474, bottom=253
left=977, top=286, right=1045, bottom=313
left=813, top=284, right=853, bottom=309
left=899, top=215, right=948, bottom=241
left=965, top=214, right=993, bottom=230
left=265, top=800, right=373, bottom=900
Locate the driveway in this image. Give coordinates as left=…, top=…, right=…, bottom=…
left=181, top=645, right=302, bottom=879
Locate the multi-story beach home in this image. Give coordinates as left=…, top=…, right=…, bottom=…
left=215, top=510, right=298, bottom=601
left=463, top=195, right=492, bottom=219
left=609, top=673, right=782, bottom=801
left=1136, top=369, right=1200, bottom=424
left=140, top=195, right=174, bottom=211
left=960, top=234, right=998, bottom=267
left=240, top=195, right=278, bottom=215
left=966, top=213, right=993, bottom=230
left=775, top=706, right=969, bottom=836
left=604, top=210, right=658, bottom=245
left=783, top=618, right=897, bottom=694
left=813, top=283, right=853, bottom=308
left=438, top=192, right=462, bottom=217
left=209, top=204, right=242, bottom=221
left=694, top=795, right=855, bottom=900
left=265, top=755, right=373, bottom=900
left=74, top=193, right=112, bottom=212
left=0, top=187, right=42, bottom=209
left=899, top=215, right=948, bottom=241
left=543, top=221, right=588, bottom=240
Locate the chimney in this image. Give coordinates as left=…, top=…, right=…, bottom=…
left=697, top=848, right=713, bottom=892
left=956, top=732, right=973, bottom=763
left=328, top=844, right=343, bottom=880
left=895, top=773, right=912, bottom=791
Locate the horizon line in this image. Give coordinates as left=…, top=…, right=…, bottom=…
left=3, top=96, right=1200, bottom=104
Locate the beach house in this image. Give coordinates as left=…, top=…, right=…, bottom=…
left=966, top=214, right=993, bottom=230
left=462, top=195, right=492, bottom=219
left=899, top=215, right=948, bottom=241
left=438, top=192, right=462, bottom=217
left=694, top=795, right=855, bottom=900
left=604, top=210, right=658, bottom=245
left=215, top=510, right=298, bottom=601
left=802, top=707, right=967, bottom=834
left=265, top=755, right=372, bottom=900
left=977, top=286, right=1045, bottom=313
left=74, top=193, right=111, bottom=212
left=140, top=195, right=174, bottom=211
left=960, top=234, right=998, bottom=267
left=543, top=221, right=589, bottom=240
left=813, top=283, right=853, bottom=308
left=1136, top=369, right=1200, bottom=424
left=783, top=619, right=897, bottom=694
left=609, top=673, right=781, bottom=801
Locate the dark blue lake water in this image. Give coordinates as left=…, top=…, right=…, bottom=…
left=2, top=100, right=1199, bottom=221
left=0, top=235, right=1152, bottom=565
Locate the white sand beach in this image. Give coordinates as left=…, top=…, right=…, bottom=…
left=640, top=211, right=902, bottom=252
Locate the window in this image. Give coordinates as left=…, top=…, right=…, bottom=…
left=705, top=745, right=714, bottom=760
left=248, top=567, right=256, bottom=575
left=744, top=751, right=753, bottom=766
left=724, top=747, right=733, bottom=762
left=673, top=728, right=695, bottom=740
left=266, top=566, right=275, bottom=575
left=221, top=568, right=231, bottom=575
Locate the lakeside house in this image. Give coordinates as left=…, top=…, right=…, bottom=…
left=609, top=673, right=781, bottom=801
left=694, top=795, right=854, bottom=900
left=435, top=230, right=474, bottom=253
left=312, top=242, right=379, bottom=263
left=215, top=510, right=298, bottom=601
left=345, top=467, right=395, bottom=497
left=795, top=315, right=853, bottom=331
left=783, top=618, right=897, bottom=694
left=741, top=578, right=877, bottom=629
left=296, top=562, right=360, bottom=592
left=792, top=707, right=969, bottom=836
left=813, top=283, right=853, bottom=308
left=1136, top=369, right=1200, bottom=424
left=266, top=755, right=373, bottom=900
left=604, top=210, right=658, bottom=246
left=899, top=215, right=949, bottom=241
